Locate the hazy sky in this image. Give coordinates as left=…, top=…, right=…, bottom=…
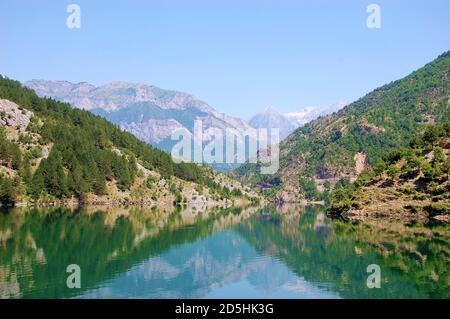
left=1, top=0, right=449, bottom=118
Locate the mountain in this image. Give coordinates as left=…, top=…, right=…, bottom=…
left=249, top=107, right=298, bottom=139
left=328, top=121, right=450, bottom=221
left=249, top=103, right=346, bottom=140
left=232, top=51, right=450, bottom=203
left=285, top=102, right=347, bottom=127
left=0, top=76, right=258, bottom=206
left=24, top=80, right=254, bottom=171
left=284, top=107, right=318, bottom=126
left=25, top=80, right=345, bottom=173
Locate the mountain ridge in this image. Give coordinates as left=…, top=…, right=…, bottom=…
left=0, top=76, right=259, bottom=207
left=233, top=51, right=450, bottom=203
left=25, top=79, right=259, bottom=173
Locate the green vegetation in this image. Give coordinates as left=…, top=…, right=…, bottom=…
left=0, top=77, right=233, bottom=205
left=0, top=205, right=257, bottom=298
left=233, top=51, right=449, bottom=201
left=0, top=129, right=21, bottom=169
left=0, top=174, right=20, bottom=205
left=298, top=177, right=327, bottom=201
left=329, top=122, right=450, bottom=216
left=2, top=206, right=447, bottom=298
left=237, top=207, right=450, bottom=298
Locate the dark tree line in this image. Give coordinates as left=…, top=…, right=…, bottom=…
left=0, top=76, right=217, bottom=204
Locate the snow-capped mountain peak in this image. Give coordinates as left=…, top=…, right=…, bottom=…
left=249, top=102, right=346, bottom=139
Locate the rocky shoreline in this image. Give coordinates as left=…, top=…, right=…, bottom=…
left=327, top=204, right=450, bottom=223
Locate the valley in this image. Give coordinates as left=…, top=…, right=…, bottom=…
left=1, top=0, right=449, bottom=303
left=1, top=52, right=449, bottom=222
left=0, top=55, right=448, bottom=301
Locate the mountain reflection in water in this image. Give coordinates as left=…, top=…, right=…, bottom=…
left=0, top=205, right=448, bottom=299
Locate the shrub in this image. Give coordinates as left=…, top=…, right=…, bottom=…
left=404, top=204, right=420, bottom=213
left=424, top=203, right=450, bottom=216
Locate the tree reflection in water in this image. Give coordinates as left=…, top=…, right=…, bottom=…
left=0, top=205, right=448, bottom=299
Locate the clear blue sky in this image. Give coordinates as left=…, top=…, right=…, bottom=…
left=1, top=0, right=449, bottom=119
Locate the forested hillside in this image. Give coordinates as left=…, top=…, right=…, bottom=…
left=0, top=77, right=257, bottom=206
left=233, top=51, right=450, bottom=203
left=328, top=122, right=450, bottom=220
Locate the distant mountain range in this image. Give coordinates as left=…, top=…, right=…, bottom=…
left=25, top=80, right=260, bottom=172
left=249, top=103, right=346, bottom=139
left=25, top=79, right=344, bottom=171
left=25, top=80, right=253, bottom=145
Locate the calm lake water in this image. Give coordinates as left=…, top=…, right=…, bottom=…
left=0, top=205, right=448, bottom=299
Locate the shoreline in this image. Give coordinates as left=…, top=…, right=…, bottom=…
left=2, top=196, right=261, bottom=210
left=326, top=207, right=450, bottom=223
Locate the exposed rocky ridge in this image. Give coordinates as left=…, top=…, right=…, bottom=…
left=25, top=80, right=254, bottom=150
left=0, top=99, right=33, bottom=130
left=0, top=99, right=51, bottom=179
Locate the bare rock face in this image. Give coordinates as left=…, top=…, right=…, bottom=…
left=354, top=151, right=369, bottom=175
left=0, top=99, right=33, bottom=131
left=24, top=80, right=255, bottom=158
left=25, top=80, right=218, bottom=113
left=120, top=119, right=185, bottom=144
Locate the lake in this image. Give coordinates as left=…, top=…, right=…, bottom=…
left=0, top=205, right=448, bottom=299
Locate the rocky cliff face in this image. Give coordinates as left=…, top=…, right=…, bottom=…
left=25, top=80, right=254, bottom=157
left=0, top=99, right=33, bottom=131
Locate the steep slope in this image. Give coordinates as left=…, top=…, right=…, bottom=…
left=25, top=80, right=254, bottom=168
left=0, top=77, right=258, bottom=207
left=328, top=122, right=450, bottom=221
left=233, top=51, right=450, bottom=202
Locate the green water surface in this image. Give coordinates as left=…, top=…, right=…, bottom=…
left=0, top=205, right=448, bottom=299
